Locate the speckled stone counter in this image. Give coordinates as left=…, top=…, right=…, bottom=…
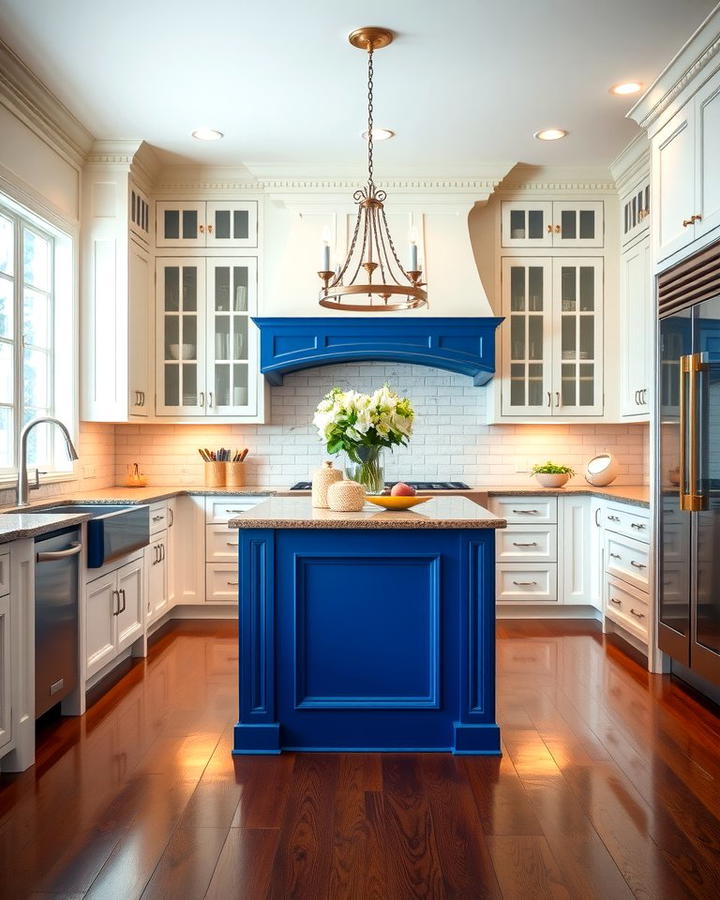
left=0, top=511, right=91, bottom=545
left=229, top=496, right=506, bottom=530
left=486, top=484, right=650, bottom=508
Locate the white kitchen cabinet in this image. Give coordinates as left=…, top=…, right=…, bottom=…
left=501, top=201, right=603, bottom=248
left=620, top=236, right=652, bottom=418
left=621, top=176, right=650, bottom=246
left=86, top=557, right=145, bottom=679
left=166, top=499, right=177, bottom=606
left=603, top=501, right=651, bottom=645
left=653, top=68, right=720, bottom=263
left=156, top=201, right=257, bottom=248
left=156, top=257, right=260, bottom=418
left=590, top=497, right=605, bottom=610
left=559, top=496, right=594, bottom=606
left=501, top=257, right=603, bottom=417
left=202, top=496, right=267, bottom=606
left=81, top=153, right=154, bottom=422
left=145, top=533, right=168, bottom=626
left=0, top=590, right=11, bottom=752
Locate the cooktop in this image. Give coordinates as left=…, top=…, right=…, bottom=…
left=289, top=480, right=471, bottom=491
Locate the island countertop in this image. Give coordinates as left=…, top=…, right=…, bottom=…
left=228, top=495, right=507, bottom=529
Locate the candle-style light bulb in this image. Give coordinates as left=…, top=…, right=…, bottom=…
left=321, top=225, right=332, bottom=271
left=408, top=226, right=419, bottom=271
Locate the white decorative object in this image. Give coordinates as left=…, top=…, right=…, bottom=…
left=534, top=472, right=570, bottom=488
left=327, top=479, right=365, bottom=512
left=311, top=460, right=343, bottom=508
left=585, top=453, right=619, bottom=486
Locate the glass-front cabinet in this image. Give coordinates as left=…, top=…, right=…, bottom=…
left=156, top=201, right=258, bottom=248
left=501, top=257, right=603, bottom=417
left=502, top=201, right=604, bottom=248
left=156, top=257, right=257, bottom=417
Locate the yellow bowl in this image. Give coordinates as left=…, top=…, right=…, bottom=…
left=365, top=495, right=432, bottom=510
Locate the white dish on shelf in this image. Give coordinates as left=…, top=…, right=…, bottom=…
left=168, top=343, right=195, bottom=360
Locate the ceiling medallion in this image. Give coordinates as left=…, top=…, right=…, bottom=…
left=318, top=26, right=427, bottom=312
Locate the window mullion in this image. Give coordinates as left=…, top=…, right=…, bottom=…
left=14, top=212, right=22, bottom=471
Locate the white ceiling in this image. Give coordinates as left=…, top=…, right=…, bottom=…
left=0, top=0, right=717, bottom=173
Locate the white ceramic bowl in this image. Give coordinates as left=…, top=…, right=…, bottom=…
left=534, top=472, right=570, bottom=488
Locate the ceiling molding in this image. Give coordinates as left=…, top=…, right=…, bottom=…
left=628, top=7, right=720, bottom=130
left=496, top=181, right=617, bottom=195
left=85, top=139, right=162, bottom=193
left=609, top=133, right=650, bottom=193
left=0, top=38, right=94, bottom=169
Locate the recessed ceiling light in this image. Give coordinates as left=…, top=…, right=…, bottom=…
left=609, top=81, right=643, bottom=96
left=191, top=128, right=224, bottom=141
left=534, top=128, right=568, bottom=141
left=362, top=128, right=395, bottom=141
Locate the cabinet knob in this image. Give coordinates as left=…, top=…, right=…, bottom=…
left=554, top=391, right=560, bottom=407
left=554, top=224, right=561, bottom=234
left=547, top=224, right=553, bottom=233
left=693, top=214, right=703, bottom=223
left=683, top=217, right=694, bottom=227
left=208, top=224, right=213, bottom=233
left=199, top=224, right=205, bottom=233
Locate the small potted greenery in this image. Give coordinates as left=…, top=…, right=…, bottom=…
left=531, top=460, right=575, bottom=488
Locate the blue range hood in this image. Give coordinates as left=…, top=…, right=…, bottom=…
left=253, top=317, right=503, bottom=386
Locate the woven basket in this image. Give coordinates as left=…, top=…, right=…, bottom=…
left=327, top=479, right=365, bottom=512
left=311, top=460, right=343, bottom=508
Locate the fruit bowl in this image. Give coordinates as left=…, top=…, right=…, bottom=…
left=365, top=495, right=432, bottom=511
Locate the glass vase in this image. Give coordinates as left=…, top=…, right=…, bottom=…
left=345, top=446, right=385, bottom=495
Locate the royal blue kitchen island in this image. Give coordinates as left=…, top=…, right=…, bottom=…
left=229, top=496, right=506, bottom=755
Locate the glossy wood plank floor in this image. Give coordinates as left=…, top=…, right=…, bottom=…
left=3, top=620, right=720, bottom=899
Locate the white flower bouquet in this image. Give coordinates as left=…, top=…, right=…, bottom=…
left=312, top=385, right=415, bottom=492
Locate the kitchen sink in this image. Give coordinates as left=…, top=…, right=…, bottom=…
left=22, top=504, right=150, bottom=568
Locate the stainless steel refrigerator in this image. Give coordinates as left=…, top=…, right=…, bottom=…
left=658, top=244, right=720, bottom=689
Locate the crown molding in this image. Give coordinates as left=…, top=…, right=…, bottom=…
left=496, top=163, right=616, bottom=195
left=85, top=139, right=162, bottom=193
left=628, top=7, right=720, bottom=131
left=609, top=133, right=650, bottom=193
left=0, top=39, right=94, bottom=169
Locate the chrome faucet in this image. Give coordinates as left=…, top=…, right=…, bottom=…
left=17, top=416, right=80, bottom=506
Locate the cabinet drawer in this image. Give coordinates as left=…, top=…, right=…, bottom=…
left=149, top=502, right=168, bottom=535
left=206, top=564, right=239, bottom=604
left=496, top=525, right=557, bottom=562
left=205, top=496, right=267, bottom=524
left=605, top=533, right=650, bottom=590
left=206, top=525, right=239, bottom=563
left=605, top=575, right=649, bottom=641
left=496, top=564, right=558, bottom=603
left=488, top=496, right=557, bottom=524
left=604, top=503, right=650, bottom=543
left=0, top=552, right=9, bottom=597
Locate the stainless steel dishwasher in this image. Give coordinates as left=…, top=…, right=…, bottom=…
left=35, top=527, right=82, bottom=717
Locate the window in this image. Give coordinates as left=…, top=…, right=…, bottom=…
left=0, top=198, right=74, bottom=476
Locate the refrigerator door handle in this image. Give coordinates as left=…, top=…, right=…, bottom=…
left=681, top=353, right=707, bottom=512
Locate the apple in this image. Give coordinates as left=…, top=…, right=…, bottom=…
left=391, top=482, right=416, bottom=496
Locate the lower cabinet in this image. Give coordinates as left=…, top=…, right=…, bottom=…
left=203, top=496, right=266, bottom=605
left=602, top=501, right=651, bottom=644
left=488, top=494, right=599, bottom=609
left=145, top=531, right=168, bottom=626
left=86, top=556, right=144, bottom=679
left=0, top=587, right=11, bottom=752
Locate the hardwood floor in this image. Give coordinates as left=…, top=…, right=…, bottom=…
left=3, top=620, right=720, bottom=898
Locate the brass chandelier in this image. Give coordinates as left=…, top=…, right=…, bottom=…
left=318, top=27, right=428, bottom=312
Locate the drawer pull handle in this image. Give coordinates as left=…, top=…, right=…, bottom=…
left=630, top=560, right=647, bottom=569
left=225, top=541, right=239, bottom=547
left=227, top=509, right=247, bottom=513
left=226, top=580, right=239, bottom=586
left=630, top=608, right=645, bottom=619
left=512, top=541, right=538, bottom=547
left=608, top=515, right=620, bottom=522
left=610, top=597, right=622, bottom=606
left=609, top=552, right=622, bottom=559
left=630, top=522, right=646, bottom=530
left=512, top=580, right=538, bottom=586
left=512, top=509, right=539, bottom=514
left=152, top=515, right=164, bottom=522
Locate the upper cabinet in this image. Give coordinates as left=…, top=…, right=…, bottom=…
left=156, top=201, right=258, bottom=248
left=652, top=68, right=720, bottom=264
left=501, top=201, right=604, bottom=248
left=621, top=176, right=650, bottom=247
left=619, top=236, right=652, bottom=419
left=500, top=256, right=604, bottom=418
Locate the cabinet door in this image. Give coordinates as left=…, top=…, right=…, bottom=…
left=167, top=499, right=177, bottom=606
left=551, top=202, right=604, bottom=247
left=145, top=537, right=167, bottom=625
left=205, top=258, right=258, bottom=415
left=128, top=242, right=151, bottom=416
left=590, top=498, right=604, bottom=610
left=559, top=496, right=593, bottom=604
left=694, top=69, right=720, bottom=243
left=552, top=258, right=603, bottom=415
left=206, top=201, right=258, bottom=248
left=621, top=178, right=651, bottom=246
left=155, top=201, right=206, bottom=247
left=0, top=592, right=11, bottom=750
left=654, top=110, right=696, bottom=261
left=116, top=558, right=144, bottom=652
left=86, top=573, right=118, bottom=679
left=501, top=258, right=553, bottom=416
left=501, top=202, right=553, bottom=247
left=156, top=259, right=207, bottom=415
left=620, top=237, right=651, bottom=418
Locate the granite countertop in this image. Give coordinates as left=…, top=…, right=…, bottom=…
left=0, top=511, right=91, bottom=546
left=228, top=496, right=507, bottom=530
left=485, top=484, right=650, bottom=508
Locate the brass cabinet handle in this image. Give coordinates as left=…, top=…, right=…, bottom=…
left=683, top=218, right=694, bottom=227
left=693, top=214, right=702, bottom=223
left=208, top=224, right=213, bottom=233
left=199, top=224, right=205, bottom=233
left=630, top=608, right=645, bottom=619
left=554, top=224, right=561, bottom=233
left=610, top=597, right=621, bottom=606
left=546, top=224, right=553, bottom=234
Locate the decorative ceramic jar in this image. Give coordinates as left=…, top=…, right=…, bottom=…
left=344, top=446, right=385, bottom=495
left=327, top=479, right=366, bottom=512
left=311, top=460, right=343, bottom=508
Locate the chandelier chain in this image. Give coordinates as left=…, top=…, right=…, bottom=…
left=367, top=47, right=374, bottom=186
